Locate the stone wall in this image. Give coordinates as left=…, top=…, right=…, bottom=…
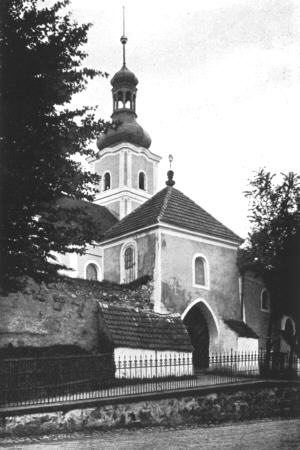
left=0, top=276, right=153, bottom=352
left=1, top=384, right=299, bottom=437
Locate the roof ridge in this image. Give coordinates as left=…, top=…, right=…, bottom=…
left=157, top=186, right=172, bottom=222
left=159, top=187, right=242, bottom=242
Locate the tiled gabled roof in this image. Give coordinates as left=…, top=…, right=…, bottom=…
left=103, top=186, right=242, bottom=244
left=223, top=319, right=258, bottom=339
left=98, top=302, right=193, bottom=352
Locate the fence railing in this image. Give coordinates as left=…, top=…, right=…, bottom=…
left=0, top=350, right=299, bottom=409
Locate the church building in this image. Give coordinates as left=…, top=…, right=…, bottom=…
left=57, top=31, right=274, bottom=359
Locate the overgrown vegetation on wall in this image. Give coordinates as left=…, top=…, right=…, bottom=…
left=0, top=276, right=153, bottom=354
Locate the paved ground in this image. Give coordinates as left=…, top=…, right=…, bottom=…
left=1, top=418, right=300, bottom=449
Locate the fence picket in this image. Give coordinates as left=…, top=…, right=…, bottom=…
left=0, top=350, right=298, bottom=409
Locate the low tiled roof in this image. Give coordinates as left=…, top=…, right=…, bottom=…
left=55, top=197, right=118, bottom=241
left=223, top=319, right=258, bottom=339
left=98, top=302, right=193, bottom=352
left=103, top=186, right=242, bottom=244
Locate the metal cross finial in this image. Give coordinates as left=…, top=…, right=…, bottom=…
left=120, top=6, right=128, bottom=67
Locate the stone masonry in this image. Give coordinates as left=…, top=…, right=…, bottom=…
left=0, top=385, right=299, bottom=437
left=0, top=276, right=153, bottom=352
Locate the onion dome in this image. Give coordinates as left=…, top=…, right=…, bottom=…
left=111, top=65, right=138, bottom=88
left=97, top=111, right=152, bottom=150
left=97, top=30, right=151, bottom=151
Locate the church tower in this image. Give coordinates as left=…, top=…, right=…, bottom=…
left=89, top=27, right=161, bottom=219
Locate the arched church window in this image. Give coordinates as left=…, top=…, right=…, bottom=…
left=261, top=289, right=270, bottom=312
left=281, top=315, right=296, bottom=340
left=86, top=263, right=98, bottom=281
left=124, top=247, right=135, bottom=283
left=103, top=172, right=111, bottom=191
left=121, top=242, right=137, bottom=284
left=285, top=318, right=294, bottom=337
left=138, top=171, right=146, bottom=190
left=282, top=316, right=296, bottom=346
left=193, top=255, right=209, bottom=288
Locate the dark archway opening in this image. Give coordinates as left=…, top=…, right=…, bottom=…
left=183, top=305, right=209, bottom=369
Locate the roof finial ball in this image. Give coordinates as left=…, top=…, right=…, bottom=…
left=166, top=154, right=175, bottom=187
left=120, top=35, right=128, bottom=45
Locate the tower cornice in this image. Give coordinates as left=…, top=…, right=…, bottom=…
left=88, top=142, right=161, bottom=165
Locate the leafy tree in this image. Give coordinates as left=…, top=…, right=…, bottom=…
left=238, top=169, right=300, bottom=364
left=0, top=0, right=107, bottom=283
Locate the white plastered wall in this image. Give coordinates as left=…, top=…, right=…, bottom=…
left=237, top=337, right=259, bottom=373
left=114, top=347, right=193, bottom=378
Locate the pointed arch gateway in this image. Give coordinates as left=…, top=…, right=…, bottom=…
left=181, top=299, right=219, bottom=369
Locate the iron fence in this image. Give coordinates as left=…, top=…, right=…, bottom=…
left=0, top=350, right=299, bottom=408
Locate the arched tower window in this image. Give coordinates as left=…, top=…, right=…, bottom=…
left=117, top=91, right=123, bottom=109
left=114, top=88, right=136, bottom=111
left=261, top=289, right=270, bottom=312
left=138, top=171, right=146, bottom=190
left=193, top=255, right=209, bottom=288
left=86, top=263, right=98, bottom=281
left=125, top=90, right=132, bottom=109
left=113, top=94, right=117, bottom=110
left=121, top=241, right=137, bottom=284
left=103, top=172, right=111, bottom=191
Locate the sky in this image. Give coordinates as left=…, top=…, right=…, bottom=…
left=66, top=0, right=300, bottom=238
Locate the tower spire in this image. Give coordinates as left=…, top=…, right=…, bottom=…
left=120, top=6, right=128, bottom=67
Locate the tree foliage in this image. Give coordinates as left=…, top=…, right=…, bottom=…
left=238, top=169, right=300, bottom=326
left=0, top=0, right=107, bottom=282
